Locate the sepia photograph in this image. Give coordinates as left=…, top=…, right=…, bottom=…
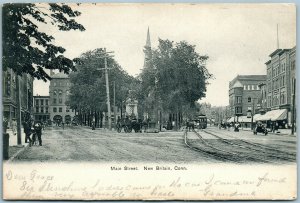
left=2, top=3, right=297, bottom=200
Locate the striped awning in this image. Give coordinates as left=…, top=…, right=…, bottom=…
left=227, top=117, right=235, bottom=123
left=256, top=109, right=287, bottom=121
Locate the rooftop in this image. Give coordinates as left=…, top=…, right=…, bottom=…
left=235, top=75, right=267, bottom=81
left=269, top=49, right=282, bottom=57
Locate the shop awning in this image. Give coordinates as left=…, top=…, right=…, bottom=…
left=239, top=116, right=252, bottom=123
left=253, top=114, right=263, bottom=122
left=227, top=117, right=235, bottom=123
left=256, top=109, right=287, bottom=121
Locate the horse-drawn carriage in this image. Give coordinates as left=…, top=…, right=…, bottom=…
left=116, top=117, right=146, bottom=133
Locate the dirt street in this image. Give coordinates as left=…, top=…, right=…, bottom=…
left=12, top=126, right=296, bottom=163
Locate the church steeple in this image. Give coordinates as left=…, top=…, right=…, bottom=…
left=145, top=27, right=151, bottom=48
left=143, top=27, right=152, bottom=68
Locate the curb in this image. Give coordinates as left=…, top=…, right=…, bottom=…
left=6, top=144, right=30, bottom=163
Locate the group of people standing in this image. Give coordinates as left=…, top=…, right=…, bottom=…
left=22, top=117, right=43, bottom=147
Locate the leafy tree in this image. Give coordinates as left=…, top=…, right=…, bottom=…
left=2, top=3, right=85, bottom=81
left=139, top=39, right=212, bottom=128
left=68, top=48, right=135, bottom=127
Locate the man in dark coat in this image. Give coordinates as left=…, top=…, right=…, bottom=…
left=33, top=121, right=43, bottom=146
left=23, top=119, right=32, bottom=145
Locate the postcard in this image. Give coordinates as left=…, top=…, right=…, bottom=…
left=2, top=3, right=297, bottom=200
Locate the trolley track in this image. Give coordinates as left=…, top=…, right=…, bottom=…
left=202, top=129, right=295, bottom=162
left=206, top=128, right=296, bottom=158
left=184, top=128, right=296, bottom=163
left=184, top=130, right=277, bottom=163
left=184, top=130, right=239, bottom=162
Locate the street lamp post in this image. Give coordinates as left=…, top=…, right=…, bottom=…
left=250, top=98, right=259, bottom=130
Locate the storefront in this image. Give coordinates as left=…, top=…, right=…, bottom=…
left=256, top=109, right=288, bottom=129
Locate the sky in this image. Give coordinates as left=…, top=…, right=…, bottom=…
left=34, top=3, right=296, bottom=106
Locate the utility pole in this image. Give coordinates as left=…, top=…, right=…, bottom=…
left=95, top=48, right=114, bottom=131
left=251, top=100, right=255, bottom=130
left=113, top=81, right=117, bottom=129
left=104, top=49, right=112, bottom=131
left=16, top=74, right=22, bottom=145
left=291, top=78, right=296, bottom=135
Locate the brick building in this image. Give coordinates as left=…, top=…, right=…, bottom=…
left=49, top=72, right=75, bottom=124
left=33, top=95, right=50, bottom=122
left=258, top=47, right=296, bottom=128
left=228, top=75, right=267, bottom=122
left=2, top=69, right=33, bottom=127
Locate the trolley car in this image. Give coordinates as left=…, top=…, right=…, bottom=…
left=195, top=114, right=207, bottom=129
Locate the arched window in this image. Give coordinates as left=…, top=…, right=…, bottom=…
left=53, top=90, right=57, bottom=96
left=248, top=97, right=252, bottom=103
left=58, top=90, right=63, bottom=96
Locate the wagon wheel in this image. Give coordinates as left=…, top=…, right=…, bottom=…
left=117, top=124, right=122, bottom=133
left=127, top=126, right=132, bottom=133
left=124, top=126, right=129, bottom=133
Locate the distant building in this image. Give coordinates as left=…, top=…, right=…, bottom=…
left=49, top=72, right=75, bottom=124
left=33, top=95, right=50, bottom=122
left=229, top=75, right=267, bottom=120
left=2, top=69, right=33, bottom=126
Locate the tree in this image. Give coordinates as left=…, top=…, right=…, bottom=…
left=68, top=48, right=135, bottom=127
left=2, top=3, right=85, bottom=81
left=139, top=39, right=212, bottom=128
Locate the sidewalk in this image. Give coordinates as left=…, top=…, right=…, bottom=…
left=5, top=128, right=29, bottom=161
left=240, top=127, right=296, bottom=136
left=6, top=128, right=28, bottom=147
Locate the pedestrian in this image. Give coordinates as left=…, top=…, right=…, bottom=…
left=11, top=118, right=17, bottom=136
left=23, top=119, right=32, bottom=145
left=33, top=120, right=43, bottom=146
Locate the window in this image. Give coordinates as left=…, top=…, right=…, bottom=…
left=283, top=63, right=286, bottom=71
left=59, top=98, right=62, bottom=104
left=66, top=106, right=70, bottom=112
left=248, top=85, right=251, bottom=90
left=235, top=107, right=242, bottom=114
left=36, top=107, right=39, bottom=113
left=278, top=65, right=281, bottom=73
left=45, top=100, right=48, bottom=105
left=53, top=90, right=57, bottom=96
left=280, top=91, right=286, bottom=104
left=46, top=107, right=48, bottom=113
left=244, top=85, right=247, bottom=90
left=53, top=98, right=57, bottom=104
left=257, top=85, right=260, bottom=90
left=41, top=107, right=44, bottom=113
left=58, top=90, right=62, bottom=95
left=41, top=100, right=44, bottom=106
left=35, top=99, right=39, bottom=106
left=282, top=75, right=285, bottom=86
left=252, top=85, right=255, bottom=90
left=248, top=97, right=252, bottom=103
left=53, top=107, right=57, bottom=112
left=59, top=107, right=62, bottom=112
left=236, top=96, right=242, bottom=104
left=66, top=90, right=70, bottom=95
left=291, top=61, right=295, bottom=70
